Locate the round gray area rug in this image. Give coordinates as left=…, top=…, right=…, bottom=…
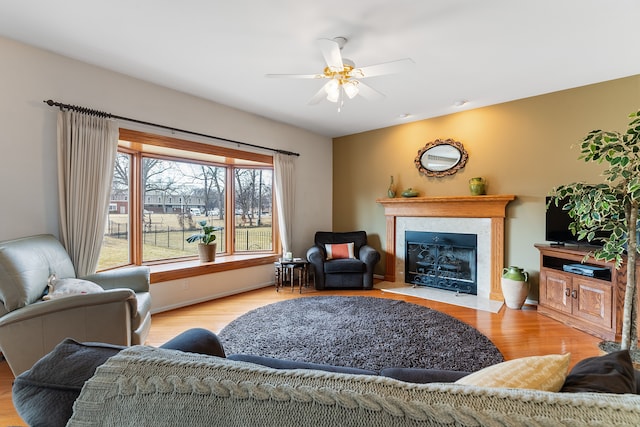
left=219, top=296, right=503, bottom=372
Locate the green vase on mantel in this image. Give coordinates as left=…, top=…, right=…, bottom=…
left=387, top=176, right=397, bottom=198
left=469, top=177, right=486, bottom=196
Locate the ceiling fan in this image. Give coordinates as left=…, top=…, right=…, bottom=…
left=266, top=37, right=414, bottom=111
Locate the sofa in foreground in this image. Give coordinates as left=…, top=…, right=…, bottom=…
left=12, top=331, right=640, bottom=426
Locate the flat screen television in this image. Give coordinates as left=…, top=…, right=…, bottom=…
left=545, top=196, right=609, bottom=246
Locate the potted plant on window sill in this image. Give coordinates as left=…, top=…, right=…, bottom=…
left=549, top=110, right=640, bottom=363
left=186, top=220, right=221, bottom=263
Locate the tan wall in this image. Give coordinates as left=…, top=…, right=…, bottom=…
left=333, top=75, right=640, bottom=300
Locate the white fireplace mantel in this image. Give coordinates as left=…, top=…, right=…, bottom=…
left=376, top=195, right=516, bottom=301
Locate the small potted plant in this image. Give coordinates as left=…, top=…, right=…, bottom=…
left=186, top=220, right=221, bottom=262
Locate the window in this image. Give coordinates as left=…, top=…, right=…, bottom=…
left=234, top=168, right=273, bottom=252
left=101, top=152, right=131, bottom=268
left=97, top=129, right=276, bottom=270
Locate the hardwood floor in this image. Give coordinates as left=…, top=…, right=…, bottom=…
left=0, top=285, right=603, bottom=426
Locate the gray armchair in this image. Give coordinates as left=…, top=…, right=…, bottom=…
left=307, top=231, right=380, bottom=290
left=0, top=234, right=151, bottom=376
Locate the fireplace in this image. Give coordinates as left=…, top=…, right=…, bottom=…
left=376, top=195, right=516, bottom=301
left=405, top=231, right=477, bottom=294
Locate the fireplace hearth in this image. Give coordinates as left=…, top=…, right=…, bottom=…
left=405, top=231, right=477, bottom=294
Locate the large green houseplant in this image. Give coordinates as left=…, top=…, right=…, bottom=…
left=549, top=110, right=640, bottom=352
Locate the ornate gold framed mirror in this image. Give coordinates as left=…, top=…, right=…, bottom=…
left=414, top=138, right=468, bottom=177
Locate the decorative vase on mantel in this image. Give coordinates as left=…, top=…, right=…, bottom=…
left=197, top=243, right=217, bottom=263
left=387, top=175, right=397, bottom=198
left=469, top=177, right=486, bottom=196
left=501, top=266, right=529, bottom=309
left=401, top=187, right=419, bottom=197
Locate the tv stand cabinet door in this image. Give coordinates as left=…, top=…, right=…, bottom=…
left=572, top=277, right=613, bottom=330
left=539, top=270, right=572, bottom=314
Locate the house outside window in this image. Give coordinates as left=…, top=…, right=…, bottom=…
left=97, top=129, right=275, bottom=270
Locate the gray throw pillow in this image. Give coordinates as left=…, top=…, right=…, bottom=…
left=12, top=339, right=123, bottom=427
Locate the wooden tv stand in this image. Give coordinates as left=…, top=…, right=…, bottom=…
left=535, top=244, right=639, bottom=341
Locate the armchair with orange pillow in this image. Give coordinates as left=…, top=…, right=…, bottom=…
left=306, top=231, right=380, bottom=290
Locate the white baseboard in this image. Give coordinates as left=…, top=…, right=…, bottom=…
left=151, top=281, right=273, bottom=314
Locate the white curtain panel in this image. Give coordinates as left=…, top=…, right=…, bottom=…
left=274, top=153, right=295, bottom=254
left=57, top=110, right=118, bottom=276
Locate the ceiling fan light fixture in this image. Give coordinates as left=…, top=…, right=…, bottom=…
left=326, top=91, right=339, bottom=103
left=325, top=78, right=339, bottom=92
left=343, top=81, right=359, bottom=99
left=325, top=81, right=340, bottom=102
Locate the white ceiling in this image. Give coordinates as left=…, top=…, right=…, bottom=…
left=1, top=1, right=639, bottom=137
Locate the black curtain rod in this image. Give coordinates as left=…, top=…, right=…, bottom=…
left=43, top=99, right=300, bottom=157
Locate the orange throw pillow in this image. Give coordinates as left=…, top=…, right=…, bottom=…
left=325, top=242, right=355, bottom=260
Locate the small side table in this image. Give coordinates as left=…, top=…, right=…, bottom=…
left=275, top=259, right=309, bottom=293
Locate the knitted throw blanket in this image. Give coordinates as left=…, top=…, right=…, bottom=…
left=68, top=346, right=640, bottom=427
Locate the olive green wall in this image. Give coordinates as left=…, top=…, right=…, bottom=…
left=333, top=75, right=640, bottom=301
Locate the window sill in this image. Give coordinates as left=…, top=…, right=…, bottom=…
left=149, top=253, right=281, bottom=283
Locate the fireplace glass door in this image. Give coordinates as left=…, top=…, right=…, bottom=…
left=405, top=231, right=477, bottom=294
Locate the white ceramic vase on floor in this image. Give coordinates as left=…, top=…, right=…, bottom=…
left=501, top=278, right=529, bottom=309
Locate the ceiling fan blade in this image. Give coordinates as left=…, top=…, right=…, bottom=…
left=265, top=73, right=324, bottom=79
left=317, top=38, right=344, bottom=71
left=308, top=81, right=332, bottom=105
left=351, top=58, right=414, bottom=78
left=356, top=81, right=385, bottom=101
